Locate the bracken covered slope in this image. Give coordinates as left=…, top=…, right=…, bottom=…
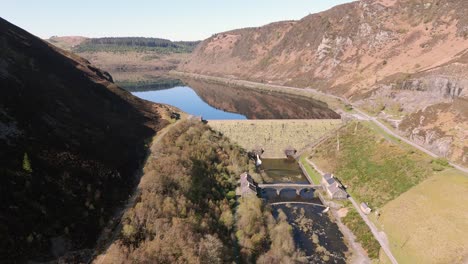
left=180, top=0, right=468, bottom=165
left=0, top=18, right=166, bottom=262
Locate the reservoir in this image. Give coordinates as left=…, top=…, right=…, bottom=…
left=132, top=86, right=247, bottom=120
left=127, top=79, right=340, bottom=120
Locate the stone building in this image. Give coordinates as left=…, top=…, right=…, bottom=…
left=321, top=173, right=347, bottom=200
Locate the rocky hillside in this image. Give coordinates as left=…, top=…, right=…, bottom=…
left=180, top=0, right=468, bottom=165
left=0, top=18, right=167, bottom=262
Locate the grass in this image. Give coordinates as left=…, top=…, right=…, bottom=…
left=299, top=155, right=322, bottom=185
left=342, top=208, right=381, bottom=259
left=208, top=120, right=342, bottom=158
left=378, top=169, right=468, bottom=264
left=312, top=121, right=433, bottom=208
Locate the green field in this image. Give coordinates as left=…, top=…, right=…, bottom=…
left=208, top=119, right=342, bottom=158
left=379, top=169, right=468, bottom=264
left=311, top=121, right=435, bottom=208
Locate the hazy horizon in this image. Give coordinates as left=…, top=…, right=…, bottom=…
left=1, top=0, right=354, bottom=41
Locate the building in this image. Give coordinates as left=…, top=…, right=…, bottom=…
left=360, top=202, right=371, bottom=215
left=321, top=173, right=347, bottom=200
left=238, top=172, right=257, bottom=197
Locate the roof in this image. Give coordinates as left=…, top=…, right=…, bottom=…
left=323, top=173, right=335, bottom=185
left=360, top=202, right=370, bottom=209
left=328, top=184, right=341, bottom=194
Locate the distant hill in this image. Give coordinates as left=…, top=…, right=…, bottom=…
left=0, top=18, right=167, bottom=262
left=47, top=36, right=201, bottom=86
left=180, top=0, right=468, bottom=166
left=48, top=36, right=200, bottom=53
left=73, top=37, right=199, bottom=53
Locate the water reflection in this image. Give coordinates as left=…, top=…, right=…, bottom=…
left=132, top=86, right=247, bottom=120
left=184, top=79, right=340, bottom=119
left=260, top=159, right=309, bottom=184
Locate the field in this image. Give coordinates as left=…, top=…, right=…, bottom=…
left=379, top=169, right=468, bottom=264
left=208, top=119, right=342, bottom=158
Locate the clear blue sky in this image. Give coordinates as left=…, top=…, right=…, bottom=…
left=1, top=0, right=354, bottom=41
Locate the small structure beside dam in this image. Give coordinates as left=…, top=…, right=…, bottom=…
left=208, top=119, right=342, bottom=158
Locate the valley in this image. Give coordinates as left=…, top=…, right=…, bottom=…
left=2, top=0, right=468, bottom=263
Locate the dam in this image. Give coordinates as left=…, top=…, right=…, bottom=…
left=207, top=119, right=342, bottom=158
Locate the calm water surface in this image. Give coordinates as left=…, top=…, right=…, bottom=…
left=132, top=86, right=247, bottom=120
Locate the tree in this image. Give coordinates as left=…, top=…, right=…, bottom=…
left=22, top=153, right=32, bottom=173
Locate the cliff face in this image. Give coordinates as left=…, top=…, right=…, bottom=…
left=180, top=0, right=468, bottom=165
left=0, top=18, right=166, bottom=261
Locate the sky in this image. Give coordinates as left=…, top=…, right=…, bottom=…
left=1, top=0, right=355, bottom=41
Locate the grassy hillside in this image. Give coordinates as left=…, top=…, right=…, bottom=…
left=310, top=121, right=468, bottom=262
left=311, top=121, right=435, bottom=208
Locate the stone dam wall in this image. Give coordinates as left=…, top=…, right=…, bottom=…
left=208, top=119, right=342, bottom=158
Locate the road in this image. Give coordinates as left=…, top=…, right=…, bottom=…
left=306, top=159, right=398, bottom=264
left=347, top=196, right=398, bottom=264
left=352, top=107, right=468, bottom=174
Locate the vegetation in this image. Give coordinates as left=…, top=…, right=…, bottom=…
left=73, top=37, right=200, bottom=54
left=379, top=170, right=468, bottom=264
left=342, top=208, right=380, bottom=259
left=113, top=120, right=247, bottom=262
left=104, top=120, right=305, bottom=263
left=312, top=121, right=433, bottom=208
left=22, top=153, right=32, bottom=173
left=117, top=78, right=183, bottom=92
left=236, top=196, right=304, bottom=263
left=299, top=155, right=321, bottom=184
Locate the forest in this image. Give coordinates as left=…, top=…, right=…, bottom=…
left=73, top=37, right=200, bottom=53
left=107, top=120, right=304, bottom=263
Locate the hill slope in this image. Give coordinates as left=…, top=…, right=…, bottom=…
left=180, top=0, right=468, bottom=165
left=0, top=18, right=166, bottom=262
left=47, top=36, right=200, bottom=86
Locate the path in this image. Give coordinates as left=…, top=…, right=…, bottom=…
left=307, top=159, right=398, bottom=264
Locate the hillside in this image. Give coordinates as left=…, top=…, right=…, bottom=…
left=47, top=36, right=200, bottom=86
left=180, top=0, right=468, bottom=166
left=0, top=18, right=167, bottom=262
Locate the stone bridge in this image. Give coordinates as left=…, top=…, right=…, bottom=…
left=258, top=183, right=322, bottom=196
